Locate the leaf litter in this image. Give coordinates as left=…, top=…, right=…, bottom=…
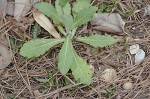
left=0, top=43, right=12, bottom=69
left=14, top=0, right=31, bottom=20
left=90, top=13, right=126, bottom=35
left=33, top=12, right=61, bottom=38
left=0, top=0, right=7, bottom=17
left=0, top=0, right=150, bottom=99
left=144, top=4, right=150, bottom=16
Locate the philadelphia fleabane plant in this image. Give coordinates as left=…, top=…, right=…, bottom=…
left=20, top=0, right=118, bottom=84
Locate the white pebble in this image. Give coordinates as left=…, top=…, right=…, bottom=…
left=129, top=44, right=140, bottom=54
left=123, top=82, right=133, bottom=90
left=100, top=68, right=117, bottom=82
left=135, top=49, right=145, bottom=64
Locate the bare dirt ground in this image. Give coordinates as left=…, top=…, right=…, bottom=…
left=0, top=0, right=150, bottom=99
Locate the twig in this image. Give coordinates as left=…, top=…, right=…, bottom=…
left=38, top=83, right=81, bottom=98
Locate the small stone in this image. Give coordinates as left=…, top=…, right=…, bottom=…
left=135, top=49, right=145, bottom=64
left=123, top=82, right=133, bottom=90
left=132, top=27, right=136, bottom=30
left=100, top=68, right=117, bottom=82
left=6, top=1, right=14, bottom=16
left=33, top=90, right=41, bottom=97
left=129, top=44, right=140, bottom=54
left=144, top=5, right=150, bottom=16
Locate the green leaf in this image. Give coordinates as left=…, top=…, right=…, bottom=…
left=55, top=0, right=71, bottom=16
left=97, top=2, right=107, bottom=13
left=123, top=10, right=134, bottom=17
left=35, top=78, right=49, bottom=83
left=111, top=0, right=117, bottom=4
left=62, top=2, right=73, bottom=31
left=55, top=0, right=73, bottom=31
left=55, top=0, right=63, bottom=15
left=71, top=6, right=97, bottom=30
left=58, top=36, right=74, bottom=75
left=63, top=14, right=73, bottom=31
left=35, top=2, right=63, bottom=23
left=76, top=35, right=117, bottom=47
left=72, top=0, right=91, bottom=13
left=57, top=26, right=67, bottom=36
left=71, top=50, right=92, bottom=84
left=32, top=22, right=40, bottom=39
left=63, top=2, right=71, bottom=15
left=105, top=7, right=112, bottom=13
left=20, top=38, right=64, bottom=58
left=59, top=0, right=69, bottom=7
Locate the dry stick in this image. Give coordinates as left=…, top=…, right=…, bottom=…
left=0, top=93, right=3, bottom=99
left=14, top=86, right=26, bottom=99
left=25, top=60, right=33, bottom=96
left=117, top=64, right=139, bottom=76
left=0, top=25, right=14, bottom=49
left=0, top=25, right=9, bottom=33
left=17, top=67, right=34, bottom=96
left=0, top=79, right=13, bottom=89
left=118, top=2, right=126, bottom=12
left=132, top=88, right=142, bottom=99
left=127, top=51, right=133, bottom=65
left=124, top=66, right=145, bottom=99
left=38, top=83, right=81, bottom=98
left=0, top=21, right=10, bottom=29
left=12, top=28, right=32, bottom=40
left=26, top=69, right=32, bottom=95
left=13, top=57, right=34, bottom=96
left=64, top=75, right=76, bottom=85
left=5, top=31, right=14, bottom=62
left=86, top=86, right=99, bottom=97
left=20, top=59, right=34, bottom=70
left=0, top=25, right=14, bottom=37
left=2, top=86, right=23, bottom=91
left=91, top=0, right=96, bottom=5
left=141, top=23, right=150, bottom=35
left=86, top=83, right=112, bottom=97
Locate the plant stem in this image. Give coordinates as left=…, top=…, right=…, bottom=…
left=71, top=28, right=77, bottom=39
left=57, top=26, right=67, bottom=36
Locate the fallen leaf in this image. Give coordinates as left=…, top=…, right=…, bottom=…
left=0, top=0, right=7, bottom=17
left=6, top=1, right=15, bottom=16
left=90, top=13, right=126, bottom=35
left=0, top=44, right=12, bottom=69
left=14, top=0, right=31, bottom=20
left=33, top=12, right=61, bottom=38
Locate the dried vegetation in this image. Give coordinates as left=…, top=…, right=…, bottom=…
left=0, top=0, right=150, bottom=99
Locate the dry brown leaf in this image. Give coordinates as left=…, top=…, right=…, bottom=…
left=14, top=0, right=31, bottom=20
left=0, top=44, right=12, bottom=69
left=0, top=0, right=7, bottom=17
left=6, top=1, right=15, bottom=16
left=33, top=12, right=61, bottom=38
left=90, top=13, right=126, bottom=35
